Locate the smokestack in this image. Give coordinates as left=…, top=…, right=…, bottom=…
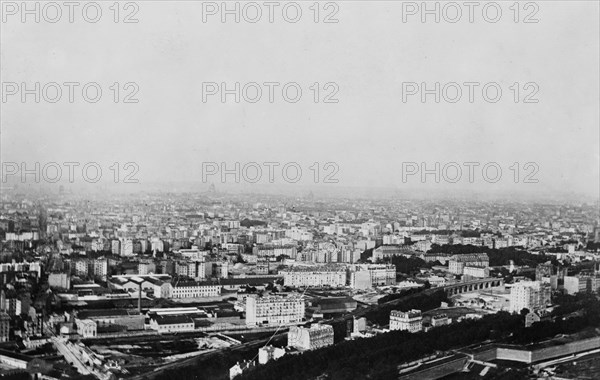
left=138, top=283, right=142, bottom=314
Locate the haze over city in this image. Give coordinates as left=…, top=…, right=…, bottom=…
left=1, top=2, right=598, bottom=197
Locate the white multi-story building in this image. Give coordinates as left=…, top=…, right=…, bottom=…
left=509, top=281, right=551, bottom=313
left=390, top=309, right=422, bottom=333
left=111, top=240, right=121, bottom=255
left=245, top=295, right=305, bottom=326
left=48, top=273, right=71, bottom=289
left=348, top=264, right=396, bottom=289
left=74, top=260, right=89, bottom=276
left=564, top=275, right=589, bottom=295
left=426, top=275, right=447, bottom=287
left=285, top=227, right=313, bottom=241
left=120, top=238, right=134, bottom=256
left=92, top=259, right=108, bottom=280
left=448, top=254, right=489, bottom=275
left=3, top=298, right=21, bottom=317
left=280, top=268, right=347, bottom=288
left=258, top=345, right=286, bottom=364
left=138, top=261, right=156, bottom=275
left=75, top=319, right=97, bottom=338
left=463, top=266, right=489, bottom=278
left=414, top=240, right=433, bottom=252
left=171, top=282, right=221, bottom=299
left=151, top=238, right=164, bottom=253
left=176, top=261, right=192, bottom=277
left=287, top=324, right=334, bottom=351
left=431, top=314, right=450, bottom=327
left=382, top=235, right=407, bottom=245
left=253, top=245, right=298, bottom=259
left=178, top=249, right=208, bottom=261
left=4, top=231, right=39, bottom=241
left=339, top=248, right=361, bottom=264
left=355, top=240, right=376, bottom=251
left=175, top=261, right=208, bottom=281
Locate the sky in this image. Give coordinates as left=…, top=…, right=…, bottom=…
left=1, top=1, right=599, bottom=199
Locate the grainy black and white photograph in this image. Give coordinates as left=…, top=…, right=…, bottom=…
left=0, top=1, right=599, bottom=379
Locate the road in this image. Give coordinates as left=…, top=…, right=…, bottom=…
left=51, top=337, right=92, bottom=376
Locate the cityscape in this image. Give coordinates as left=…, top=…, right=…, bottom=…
left=0, top=187, right=598, bottom=379
left=1, top=1, right=599, bottom=379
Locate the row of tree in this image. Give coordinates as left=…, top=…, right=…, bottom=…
left=148, top=290, right=600, bottom=380
left=428, top=244, right=559, bottom=267
left=236, top=295, right=600, bottom=380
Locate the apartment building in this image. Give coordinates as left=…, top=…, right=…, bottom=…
left=287, top=324, right=334, bottom=351
left=92, top=259, right=108, bottom=280
left=0, top=313, right=9, bottom=342
left=390, top=309, right=422, bottom=333
left=253, top=245, right=298, bottom=258
left=245, top=294, right=305, bottom=326
left=509, top=281, right=551, bottom=313
left=280, top=268, right=347, bottom=288
left=448, top=254, right=489, bottom=275
left=348, top=264, right=396, bottom=289
left=564, top=275, right=592, bottom=295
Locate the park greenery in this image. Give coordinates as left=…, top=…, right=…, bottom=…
left=427, top=244, right=560, bottom=267
left=235, top=294, right=600, bottom=380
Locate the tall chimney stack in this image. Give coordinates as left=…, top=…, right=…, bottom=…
left=138, top=283, right=142, bottom=314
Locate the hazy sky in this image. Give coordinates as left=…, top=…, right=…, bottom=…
left=1, top=1, right=598, bottom=197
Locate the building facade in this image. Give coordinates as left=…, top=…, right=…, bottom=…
left=258, top=345, right=286, bottom=364
left=349, top=264, right=396, bottom=289
left=245, top=295, right=305, bottom=326
left=287, top=324, right=334, bottom=351
left=75, top=319, right=97, bottom=338
left=390, top=309, right=422, bottom=333
left=171, top=282, right=221, bottom=299
left=448, top=254, right=489, bottom=275
left=0, top=312, right=9, bottom=342
left=509, top=281, right=551, bottom=313
left=280, top=269, right=347, bottom=288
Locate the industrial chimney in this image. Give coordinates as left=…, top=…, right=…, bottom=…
left=138, top=283, right=142, bottom=314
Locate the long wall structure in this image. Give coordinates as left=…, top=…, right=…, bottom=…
left=399, top=335, right=600, bottom=380
left=443, top=278, right=504, bottom=296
